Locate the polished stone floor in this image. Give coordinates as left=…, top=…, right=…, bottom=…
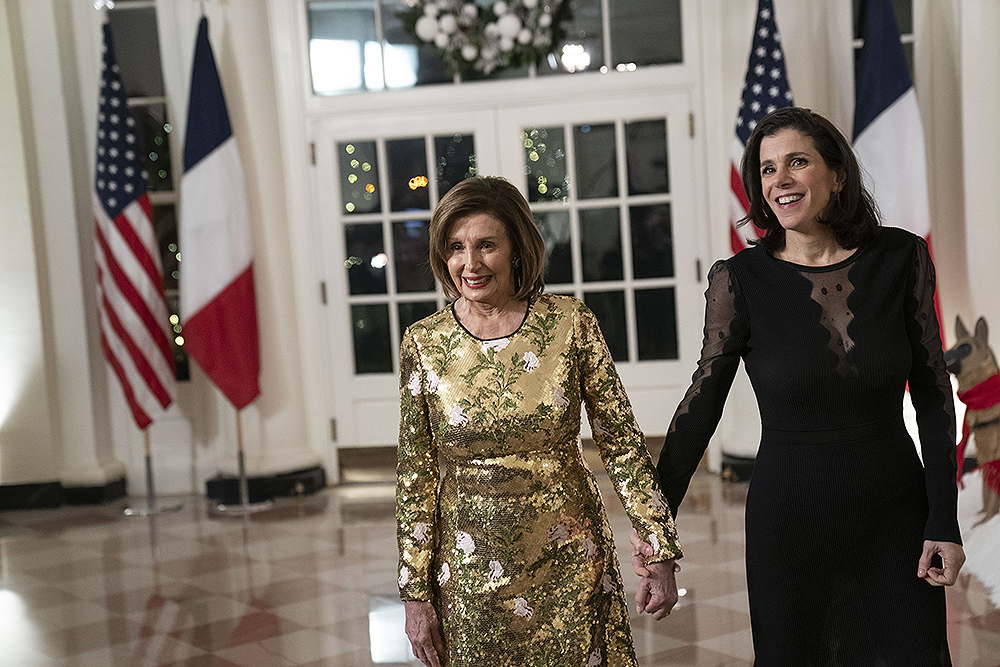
left=0, top=457, right=997, bottom=667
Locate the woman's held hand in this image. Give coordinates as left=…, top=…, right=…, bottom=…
left=404, top=600, right=446, bottom=667
left=630, top=528, right=655, bottom=577
left=635, top=559, right=681, bottom=620
left=917, top=540, right=965, bottom=586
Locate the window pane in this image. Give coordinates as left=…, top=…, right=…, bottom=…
left=133, top=104, right=173, bottom=191
left=399, top=300, right=439, bottom=332
left=393, top=219, right=435, bottom=293
left=584, top=291, right=627, bottom=361
left=580, top=208, right=622, bottom=282
left=630, top=204, right=674, bottom=279
left=523, top=127, right=569, bottom=203
left=539, top=0, right=604, bottom=76
left=534, top=210, right=572, bottom=285
left=434, top=134, right=477, bottom=198
left=635, top=288, right=678, bottom=360
left=574, top=123, right=618, bottom=200
left=610, top=0, right=682, bottom=68
left=625, top=119, right=669, bottom=195
left=339, top=140, right=381, bottom=214
left=381, top=0, right=451, bottom=87
left=387, top=138, right=430, bottom=211
left=165, top=293, right=190, bottom=381
left=345, top=223, right=388, bottom=295
left=107, top=7, right=164, bottom=98
left=152, top=204, right=179, bottom=290
left=308, top=2, right=382, bottom=94
left=352, top=303, right=393, bottom=373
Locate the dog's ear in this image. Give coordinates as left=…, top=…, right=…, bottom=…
left=955, top=315, right=970, bottom=340
left=975, top=316, right=989, bottom=343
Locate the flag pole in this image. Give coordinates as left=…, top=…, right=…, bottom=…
left=211, top=407, right=273, bottom=515
left=124, top=428, right=183, bottom=517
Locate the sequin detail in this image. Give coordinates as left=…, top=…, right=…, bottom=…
left=396, top=294, right=681, bottom=666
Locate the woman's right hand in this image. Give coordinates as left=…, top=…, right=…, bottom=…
left=630, top=528, right=656, bottom=577
left=404, top=600, right=446, bottom=667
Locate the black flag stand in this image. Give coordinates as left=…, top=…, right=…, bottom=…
left=124, top=429, right=183, bottom=517
left=210, top=408, right=274, bottom=516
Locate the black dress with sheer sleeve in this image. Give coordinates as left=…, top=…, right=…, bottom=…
left=657, top=226, right=960, bottom=666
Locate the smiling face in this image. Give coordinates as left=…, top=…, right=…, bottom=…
left=759, top=128, right=844, bottom=236
left=446, top=212, right=515, bottom=307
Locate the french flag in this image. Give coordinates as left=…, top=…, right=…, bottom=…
left=179, top=17, right=260, bottom=410
left=853, top=0, right=931, bottom=244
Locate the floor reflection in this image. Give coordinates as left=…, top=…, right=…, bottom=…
left=0, top=463, right=995, bottom=666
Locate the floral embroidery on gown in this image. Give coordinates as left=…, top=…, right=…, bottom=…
left=397, top=293, right=681, bottom=667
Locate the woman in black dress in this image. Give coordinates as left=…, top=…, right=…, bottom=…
left=632, top=107, right=965, bottom=665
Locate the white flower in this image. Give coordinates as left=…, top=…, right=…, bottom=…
left=439, top=13, right=458, bottom=34
left=587, top=648, right=603, bottom=667
left=523, top=351, right=539, bottom=372
left=650, top=489, right=667, bottom=511
left=407, top=371, right=422, bottom=396
left=434, top=31, right=450, bottom=48
left=461, top=45, right=478, bottom=61
left=494, top=1, right=508, bottom=14
left=591, top=418, right=608, bottom=437
left=426, top=370, right=440, bottom=393
left=547, top=522, right=570, bottom=545
left=415, top=15, right=438, bottom=41
left=497, top=13, right=521, bottom=39
left=438, top=562, right=451, bottom=585
left=513, top=597, right=534, bottom=618
left=553, top=386, right=570, bottom=408
left=582, top=538, right=597, bottom=560
left=602, top=574, right=615, bottom=593
left=456, top=531, right=476, bottom=556
left=462, top=3, right=478, bottom=18
left=489, top=560, right=504, bottom=582
left=649, top=533, right=661, bottom=553
left=523, top=0, right=538, bottom=8
left=449, top=406, right=469, bottom=427
left=413, top=522, right=429, bottom=544
left=482, top=338, right=509, bottom=352
left=517, top=28, right=532, bottom=45
left=398, top=567, right=409, bottom=588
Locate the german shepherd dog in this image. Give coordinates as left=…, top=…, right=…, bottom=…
left=944, top=316, right=1000, bottom=525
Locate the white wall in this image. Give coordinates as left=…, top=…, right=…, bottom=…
left=1, top=0, right=994, bottom=494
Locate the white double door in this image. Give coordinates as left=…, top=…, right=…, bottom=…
left=311, top=91, right=707, bottom=450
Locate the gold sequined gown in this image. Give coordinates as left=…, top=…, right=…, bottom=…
left=397, top=293, right=682, bottom=667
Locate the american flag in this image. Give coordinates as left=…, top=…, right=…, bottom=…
left=729, top=0, right=794, bottom=254
left=93, top=23, right=175, bottom=429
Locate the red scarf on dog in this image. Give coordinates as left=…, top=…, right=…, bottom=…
left=956, top=371, right=1000, bottom=492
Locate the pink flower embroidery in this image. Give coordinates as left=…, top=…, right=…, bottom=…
left=514, top=597, right=534, bottom=618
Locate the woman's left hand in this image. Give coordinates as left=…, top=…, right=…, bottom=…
left=635, top=559, right=681, bottom=620
left=917, top=540, right=966, bottom=586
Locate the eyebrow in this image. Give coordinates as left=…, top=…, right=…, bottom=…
left=760, top=151, right=810, bottom=167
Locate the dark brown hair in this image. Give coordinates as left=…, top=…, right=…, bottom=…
left=428, top=176, right=545, bottom=301
left=739, top=107, right=880, bottom=251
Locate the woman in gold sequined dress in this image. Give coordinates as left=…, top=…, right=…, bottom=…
left=396, top=176, right=683, bottom=667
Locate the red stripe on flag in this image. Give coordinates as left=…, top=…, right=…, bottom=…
left=730, top=226, right=747, bottom=256
left=97, top=264, right=172, bottom=408
left=99, top=329, right=153, bottom=429
left=183, top=265, right=260, bottom=409
left=113, top=194, right=167, bottom=303
left=95, top=220, right=174, bottom=368
left=731, top=163, right=750, bottom=213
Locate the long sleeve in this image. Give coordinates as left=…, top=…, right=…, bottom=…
left=905, top=239, right=961, bottom=544
left=396, top=328, right=439, bottom=600
left=577, top=304, right=682, bottom=563
left=657, top=259, right=750, bottom=516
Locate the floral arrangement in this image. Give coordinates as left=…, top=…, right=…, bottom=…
left=398, top=0, right=570, bottom=78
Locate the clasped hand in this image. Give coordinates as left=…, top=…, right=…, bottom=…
left=630, top=529, right=680, bottom=619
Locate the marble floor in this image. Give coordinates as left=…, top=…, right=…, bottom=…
left=0, top=456, right=998, bottom=667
